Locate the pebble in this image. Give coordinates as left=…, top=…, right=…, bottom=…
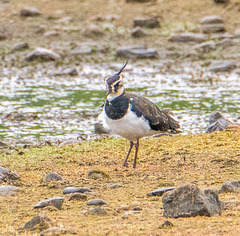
left=40, top=227, right=76, bottom=236
left=22, top=214, right=51, bottom=230
left=20, top=7, right=41, bottom=17
left=208, top=60, right=235, bottom=72
left=200, top=15, right=224, bottom=25
left=159, top=221, right=174, bottom=229
left=67, top=193, right=88, bottom=201
left=131, top=27, right=146, bottom=38
left=202, top=24, right=226, bottom=34
left=11, top=42, right=29, bottom=52
left=116, top=204, right=130, bottom=212
left=0, top=166, right=20, bottom=182
left=219, top=180, right=240, bottom=193
left=168, top=33, right=207, bottom=43
left=87, top=169, right=108, bottom=179
left=0, top=185, right=19, bottom=196
left=235, top=28, right=240, bottom=37
left=133, top=17, right=159, bottom=28
left=213, top=0, right=229, bottom=4
left=88, top=207, right=108, bottom=216
left=193, top=41, right=217, bottom=52
left=82, top=25, right=104, bottom=37
left=121, top=210, right=141, bottom=219
left=106, top=184, right=122, bottom=189
left=34, top=197, right=64, bottom=210
left=150, top=187, right=176, bottom=196
left=43, top=172, right=64, bottom=182
left=116, top=46, right=158, bottom=59
left=25, top=47, right=60, bottom=61
left=87, top=198, right=108, bottom=206
left=63, top=187, right=92, bottom=194
left=43, top=30, right=59, bottom=37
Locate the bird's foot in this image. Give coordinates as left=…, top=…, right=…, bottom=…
left=132, top=164, right=136, bottom=169
left=122, top=162, right=128, bottom=167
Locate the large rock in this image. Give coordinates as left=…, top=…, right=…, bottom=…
left=20, top=7, right=41, bottom=17
left=200, top=16, right=224, bottom=25
left=219, top=180, right=240, bottom=193
left=168, top=33, right=207, bottom=43
left=34, top=197, right=64, bottom=210
left=208, top=60, right=235, bottom=73
left=133, top=17, right=159, bottom=28
left=26, top=48, right=60, bottom=61
left=116, top=46, right=158, bottom=59
left=43, top=172, right=64, bottom=182
left=162, top=183, right=221, bottom=218
left=23, top=214, right=51, bottom=230
left=206, top=111, right=233, bottom=133
left=0, top=166, right=20, bottom=183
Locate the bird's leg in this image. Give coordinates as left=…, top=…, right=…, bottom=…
left=122, top=141, right=134, bottom=167
left=133, top=139, right=139, bottom=168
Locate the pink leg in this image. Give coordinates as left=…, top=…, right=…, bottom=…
left=133, top=139, right=139, bottom=168
left=122, top=141, right=134, bottom=167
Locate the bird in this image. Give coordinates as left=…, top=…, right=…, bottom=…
left=99, top=62, right=181, bottom=168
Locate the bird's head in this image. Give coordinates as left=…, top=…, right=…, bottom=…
left=105, top=61, right=127, bottom=101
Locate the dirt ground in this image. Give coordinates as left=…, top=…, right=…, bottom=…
left=1, top=0, right=240, bottom=235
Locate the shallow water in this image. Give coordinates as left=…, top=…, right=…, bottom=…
left=0, top=63, right=239, bottom=144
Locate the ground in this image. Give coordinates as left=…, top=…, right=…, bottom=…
left=1, top=0, right=240, bottom=235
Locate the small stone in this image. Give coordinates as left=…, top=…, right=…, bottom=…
left=116, top=46, right=158, bottom=59
left=105, top=14, right=121, bottom=21
left=133, top=17, right=159, bottom=28
left=121, top=210, right=141, bottom=219
left=202, top=24, right=226, bottom=34
left=67, top=193, right=87, bottom=201
left=23, top=214, right=51, bottom=230
left=63, top=187, right=91, bottom=194
left=43, top=172, right=64, bottom=182
left=40, top=227, right=76, bottom=236
left=26, top=48, right=60, bottom=61
left=0, top=185, right=19, bottom=196
left=151, top=187, right=176, bottom=196
left=43, top=30, right=59, bottom=37
left=116, top=204, right=130, bottom=212
left=162, top=183, right=221, bottom=218
left=87, top=198, right=108, bottom=206
left=208, top=60, right=235, bottom=72
left=234, top=28, right=240, bottom=37
left=63, top=68, right=78, bottom=76
left=168, top=33, right=207, bottom=43
left=213, top=0, right=229, bottom=4
left=106, top=184, right=122, bottom=189
left=0, top=166, right=20, bottom=183
left=56, top=16, right=73, bottom=24
left=0, top=141, right=8, bottom=148
left=206, top=111, right=235, bottom=133
left=20, top=7, right=41, bottom=17
left=193, top=41, right=217, bottom=52
left=87, top=169, right=108, bottom=179
left=219, top=180, right=240, bottom=193
left=200, top=16, right=224, bottom=25
left=88, top=207, right=108, bottom=216
left=11, top=42, right=29, bottom=52
left=83, top=25, right=104, bottom=37
left=159, top=221, right=174, bottom=229
left=131, top=27, right=146, bottom=38
left=34, top=197, right=64, bottom=210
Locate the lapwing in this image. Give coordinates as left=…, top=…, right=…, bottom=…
left=99, top=62, right=180, bottom=168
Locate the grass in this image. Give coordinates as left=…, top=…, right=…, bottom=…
left=1, top=130, right=240, bottom=235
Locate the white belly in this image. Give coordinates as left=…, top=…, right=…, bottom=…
left=100, top=107, right=153, bottom=141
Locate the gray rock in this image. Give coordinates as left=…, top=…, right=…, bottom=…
left=168, top=33, right=207, bottom=43
left=63, top=187, right=91, bottom=194
left=87, top=198, right=108, bottom=206
left=23, top=214, right=51, bottom=230
left=208, top=61, right=235, bottom=73
left=0, top=185, right=19, bottom=196
left=121, top=210, right=141, bottom=219
left=34, top=197, right=64, bottom=210
left=133, top=17, right=159, bottom=28
left=43, top=172, right=64, bottom=182
left=131, top=27, right=146, bottom=38
left=40, top=227, right=76, bottom=236
left=106, top=183, right=122, bottom=189
left=200, top=15, right=224, bottom=25
left=0, top=141, right=8, bottom=148
left=219, top=181, right=240, bottom=193
left=11, top=42, right=29, bottom=52
left=194, top=41, right=217, bottom=52
left=0, top=166, right=20, bottom=182
left=88, top=207, right=108, bottom=216
left=150, top=187, right=176, bottom=196
left=56, top=16, right=73, bottom=24
left=234, top=28, right=240, bottom=37
left=213, top=0, right=229, bottom=4
left=116, top=46, right=158, bottom=59
left=26, top=48, right=60, bottom=62
left=162, top=183, right=221, bottom=218
left=202, top=24, right=226, bottom=34
left=20, top=7, right=41, bottom=17
left=82, top=25, right=104, bottom=37
left=159, top=221, right=174, bottom=229
left=206, top=111, right=234, bottom=133
left=67, top=193, right=88, bottom=201
left=43, top=30, right=59, bottom=37
left=87, top=169, right=108, bottom=179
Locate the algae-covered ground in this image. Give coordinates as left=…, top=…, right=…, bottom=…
left=1, top=131, right=240, bottom=235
